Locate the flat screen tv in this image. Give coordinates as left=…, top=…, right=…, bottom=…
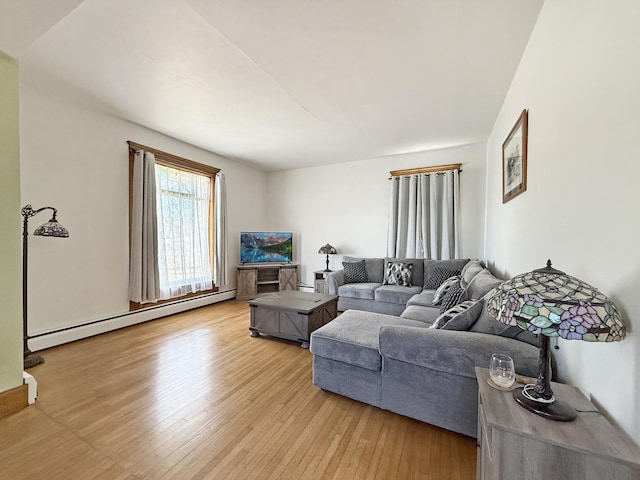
left=240, top=232, right=293, bottom=264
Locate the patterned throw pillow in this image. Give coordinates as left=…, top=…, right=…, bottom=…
left=439, top=280, right=465, bottom=312
left=383, top=261, right=413, bottom=287
left=432, top=275, right=461, bottom=305
left=343, top=260, right=369, bottom=284
left=424, top=267, right=462, bottom=289
left=429, top=300, right=481, bottom=330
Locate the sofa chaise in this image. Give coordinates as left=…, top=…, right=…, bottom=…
left=311, top=257, right=540, bottom=438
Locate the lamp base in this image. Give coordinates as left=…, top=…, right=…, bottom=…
left=513, top=386, right=577, bottom=422
left=24, top=353, right=44, bottom=369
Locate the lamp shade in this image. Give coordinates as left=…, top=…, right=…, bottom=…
left=33, top=218, right=69, bottom=238
left=486, top=260, right=625, bottom=343
left=318, top=244, right=337, bottom=255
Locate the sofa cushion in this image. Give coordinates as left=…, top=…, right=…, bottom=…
left=382, top=261, right=413, bottom=286
left=406, top=291, right=436, bottom=307
left=343, top=260, right=369, bottom=284
left=400, top=305, right=440, bottom=324
left=424, top=259, right=469, bottom=287
left=470, top=300, right=539, bottom=347
left=424, top=267, right=460, bottom=289
left=432, top=275, right=461, bottom=305
left=375, top=285, right=422, bottom=305
left=343, top=256, right=384, bottom=284
left=431, top=299, right=484, bottom=331
left=338, top=282, right=381, bottom=300
left=384, top=258, right=424, bottom=287
left=464, top=269, right=502, bottom=300
left=460, top=260, right=485, bottom=289
left=310, top=310, right=428, bottom=371
left=440, top=279, right=465, bottom=312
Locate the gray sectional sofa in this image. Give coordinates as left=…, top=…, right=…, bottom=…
left=311, top=257, right=540, bottom=438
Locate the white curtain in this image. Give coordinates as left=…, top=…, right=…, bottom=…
left=387, top=169, right=460, bottom=259
left=214, top=172, right=227, bottom=287
left=155, top=164, right=213, bottom=298
left=129, top=150, right=161, bottom=303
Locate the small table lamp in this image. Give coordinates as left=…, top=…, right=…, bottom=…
left=486, top=260, right=625, bottom=421
left=318, top=244, right=337, bottom=272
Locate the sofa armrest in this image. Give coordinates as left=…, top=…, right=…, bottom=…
left=326, top=270, right=345, bottom=295
left=379, top=325, right=539, bottom=379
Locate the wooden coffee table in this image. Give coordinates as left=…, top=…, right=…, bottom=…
left=248, top=290, right=338, bottom=348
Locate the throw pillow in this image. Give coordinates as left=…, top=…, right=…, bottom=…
left=430, top=300, right=477, bottom=329
left=442, top=299, right=485, bottom=331
left=343, top=260, right=369, bottom=284
left=439, top=280, right=465, bottom=312
left=424, top=267, right=461, bottom=289
left=432, top=275, right=461, bottom=305
left=383, top=261, right=413, bottom=287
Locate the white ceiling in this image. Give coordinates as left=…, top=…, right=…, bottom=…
left=0, top=0, right=544, bottom=171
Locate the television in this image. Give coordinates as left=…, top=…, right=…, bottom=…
left=240, top=232, right=293, bottom=264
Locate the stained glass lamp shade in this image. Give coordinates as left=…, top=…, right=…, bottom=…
left=486, top=260, right=625, bottom=421
left=318, top=244, right=337, bottom=272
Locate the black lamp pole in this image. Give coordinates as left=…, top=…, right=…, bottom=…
left=21, top=205, right=69, bottom=369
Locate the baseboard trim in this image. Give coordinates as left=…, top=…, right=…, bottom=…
left=0, top=384, right=28, bottom=419
left=29, top=290, right=237, bottom=351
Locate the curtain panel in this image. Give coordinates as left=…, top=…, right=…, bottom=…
left=214, top=172, right=227, bottom=287
left=387, top=169, right=460, bottom=260
left=129, top=150, right=161, bottom=303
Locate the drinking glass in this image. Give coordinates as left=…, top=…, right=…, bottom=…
left=489, top=353, right=515, bottom=388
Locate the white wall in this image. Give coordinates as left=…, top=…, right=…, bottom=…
left=20, top=83, right=268, bottom=344
left=485, top=0, right=640, bottom=444
left=0, top=52, right=22, bottom=392
left=267, top=143, right=487, bottom=287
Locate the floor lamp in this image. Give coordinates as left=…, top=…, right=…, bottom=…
left=22, top=205, right=69, bottom=369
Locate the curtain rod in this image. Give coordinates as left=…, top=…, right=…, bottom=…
left=127, top=140, right=220, bottom=175
left=390, top=163, right=462, bottom=177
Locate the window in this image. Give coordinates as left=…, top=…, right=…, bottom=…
left=128, top=141, right=220, bottom=309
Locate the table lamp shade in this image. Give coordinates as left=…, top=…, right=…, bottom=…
left=486, top=260, right=625, bottom=342
left=318, top=244, right=337, bottom=255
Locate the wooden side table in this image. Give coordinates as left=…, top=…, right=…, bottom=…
left=313, top=270, right=331, bottom=294
left=475, top=367, right=640, bottom=480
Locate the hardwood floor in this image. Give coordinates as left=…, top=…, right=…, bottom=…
left=0, top=300, right=476, bottom=479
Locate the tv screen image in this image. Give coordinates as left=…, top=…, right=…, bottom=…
left=240, top=232, right=293, bottom=264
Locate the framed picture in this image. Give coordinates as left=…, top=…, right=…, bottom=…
left=502, top=109, right=528, bottom=203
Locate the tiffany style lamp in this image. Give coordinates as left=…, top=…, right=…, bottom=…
left=318, top=243, right=337, bottom=272
left=486, top=260, right=626, bottom=421
left=22, top=205, right=70, bottom=368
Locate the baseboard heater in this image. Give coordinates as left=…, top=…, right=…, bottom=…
left=29, top=289, right=236, bottom=351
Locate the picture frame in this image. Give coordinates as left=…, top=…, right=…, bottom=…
left=502, top=109, right=528, bottom=203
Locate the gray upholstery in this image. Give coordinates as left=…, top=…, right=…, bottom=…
left=338, top=282, right=381, bottom=300
left=310, top=310, right=427, bottom=371
left=400, top=305, right=439, bottom=324
left=337, top=297, right=406, bottom=316
left=460, top=260, right=485, bottom=288
left=405, top=291, right=436, bottom=307
left=464, top=269, right=503, bottom=300
left=310, top=302, right=540, bottom=439
left=374, top=285, right=422, bottom=305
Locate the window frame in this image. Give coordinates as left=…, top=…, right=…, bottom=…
left=127, top=141, right=220, bottom=310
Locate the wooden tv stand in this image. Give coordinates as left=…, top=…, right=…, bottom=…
left=236, top=264, right=299, bottom=300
